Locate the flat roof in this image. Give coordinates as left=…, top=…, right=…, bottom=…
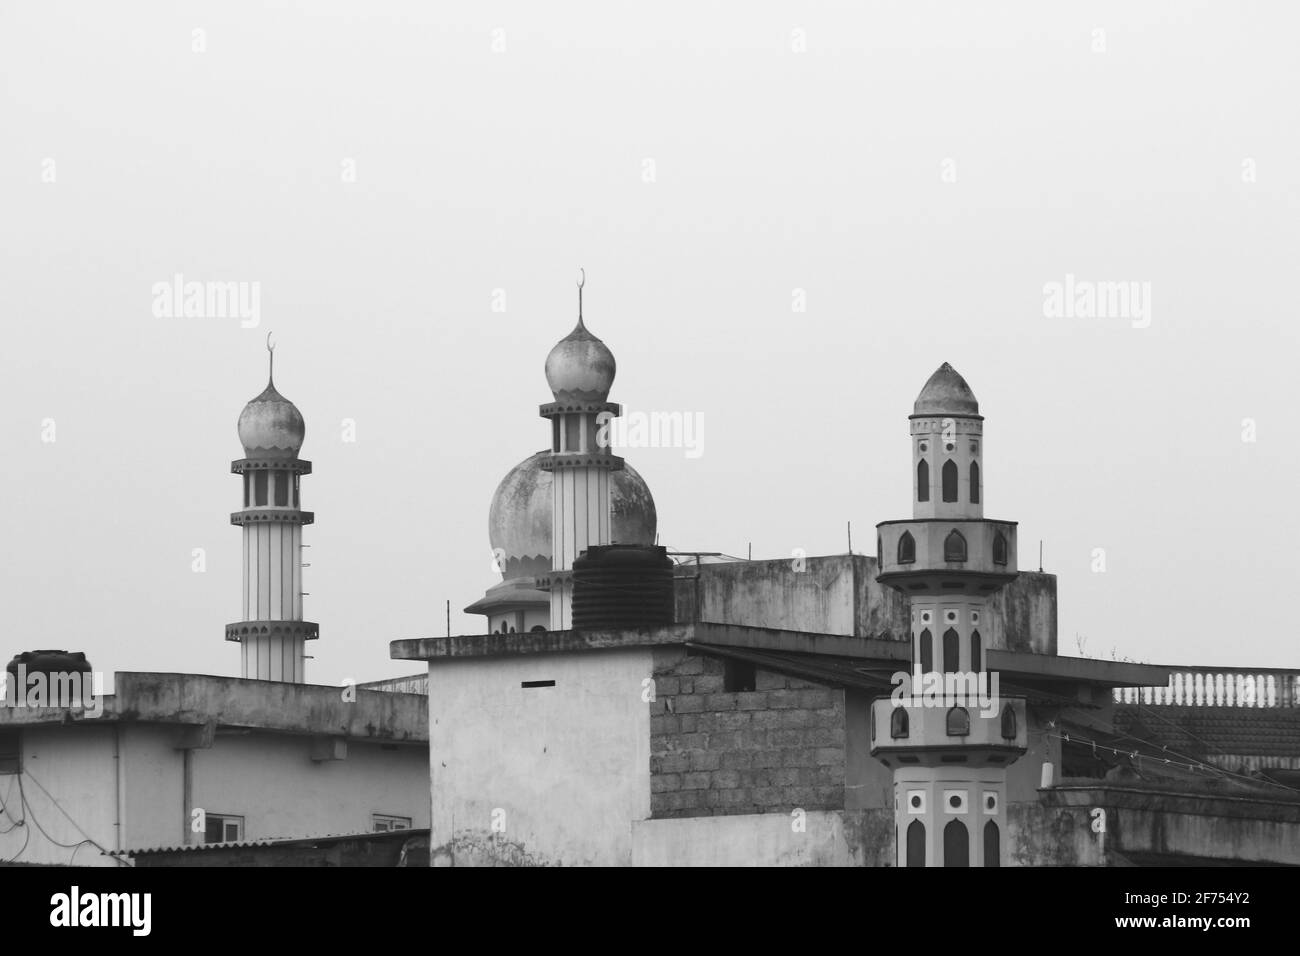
left=390, top=621, right=1174, bottom=690
left=0, top=671, right=427, bottom=743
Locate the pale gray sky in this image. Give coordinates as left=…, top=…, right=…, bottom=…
left=2, top=1, right=1296, bottom=685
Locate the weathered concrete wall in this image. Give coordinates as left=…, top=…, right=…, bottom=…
left=649, top=648, right=845, bottom=817
left=425, top=648, right=652, bottom=866
left=673, top=555, right=1053, bottom=654
left=633, top=810, right=849, bottom=865
left=0, top=724, right=119, bottom=866
left=993, top=572, right=1057, bottom=655
left=676, top=556, right=863, bottom=636
left=842, top=689, right=896, bottom=811
left=0, top=720, right=429, bottom=866
left=187, top=732, right=429, bottom=842
left=631, top=808, right=895, bottom=866
left=1007, top=800, right=1105, bottom=866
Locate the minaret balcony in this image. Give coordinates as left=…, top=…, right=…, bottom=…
left=876, top=519, right=1017, bottom=595
left=230, top=509, right=315, bottom=526
left=230, top=458, right=312, bottom=475
left=869, top=693, right=1027, bottom=767
left=540, top=451, right=624, bottom=472
left=225, top=620, right=319, bottom=643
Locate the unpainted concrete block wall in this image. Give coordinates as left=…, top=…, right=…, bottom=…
left=649, top=647, right=846, bottom=818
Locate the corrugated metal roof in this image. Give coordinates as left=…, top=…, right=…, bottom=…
left=112, top=828, right=428, bottom=857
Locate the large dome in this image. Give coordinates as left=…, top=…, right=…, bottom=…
left=488, top=450, right=656, bottom=580
left=912, top=362, right=980, bottom=418
left=237, top=380, right=305, bottom=459
left=544, top=318, right=616, bottom=402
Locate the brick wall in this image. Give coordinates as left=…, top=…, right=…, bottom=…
left=649, top=647, right=846, bottom=818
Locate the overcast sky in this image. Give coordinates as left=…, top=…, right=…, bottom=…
left=2, top=2, right=1297, bottom=686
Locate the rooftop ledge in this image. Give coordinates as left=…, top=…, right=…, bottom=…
left=0, top=671, right=427, bottom=743
left=389, top=622, right=1173, bottom=690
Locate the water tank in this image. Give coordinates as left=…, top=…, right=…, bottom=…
left=6, top=650, right=91, bottom=683
left=572, top=545, right=674, bottom=630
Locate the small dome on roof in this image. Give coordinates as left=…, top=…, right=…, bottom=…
left=544, top=318, right=616, bottom=402
left=488, top=451, right=656, bottom=580
left=238, top=380, right=305, bottom=459
left=913, top=362, right=980, bottom=417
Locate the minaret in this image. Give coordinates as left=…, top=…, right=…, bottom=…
left=872, top=363, right=1026, bottom=866
left=225, top=336, right=317, bottom=681
left=539, top=271, right=624, bottom=629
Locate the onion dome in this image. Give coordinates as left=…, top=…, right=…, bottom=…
left=488, top=451, right=656, bottom=580
left=912, top=362, right=980, bottom=418
left=544, top=317, right=616, bottom=403
left=238, top=377, right=305, bottom=459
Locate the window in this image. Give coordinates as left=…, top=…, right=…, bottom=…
left=942, top=628, right=959, bottom=673
left=970, top=631, right=981, bottom=673
left=203, top=813, right=244, bottom=844
left=992, top=532, right=1008, bottom=566
left=942, top=460, right=958, bottom=502
left=274, top=471, right=288, bottom=506
left=372, top=813, right=413, bottom=833
left=944, top=530, right=967, bottom=562
left=943, top=820, right=969, bottom=867
left=984, top=820, right=1000, bottom=867
left=724, top=659, right=757, bottom=693
left=906, top=820, right=926, bottom=867
left=970, top=461, right=980, bottom=504
left=890, top=707, right=909, bottom=739
left=898, top=532, right=916, bottom=565
left=254, top=470, right=268, bottom=506
left=243, top=472, right=250, bottom=508
left=918, top=628, right=932, bottom=673
left=0, top=730, right=20, bottom=775
left=551, top=418, right=560, bottom=453
left=946, top=706, right=970, bottom=736
left=564, top=416, right=581, bottom=453
left=1000, top=705, right=1017, bottom=740
left=917, top=460, right=929, bottom=502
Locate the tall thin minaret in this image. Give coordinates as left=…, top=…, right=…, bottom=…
left=225, top=336, right=317, bottom=681
left=872, top=363, right=1026, bottom=867
left=539, top=271, right=624, bottom=629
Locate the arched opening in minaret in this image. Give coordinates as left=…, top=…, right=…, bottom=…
left=943, top=820, right=969, bottom=867
left=917, top=460, right=929, bottom=502
left=898, top=532, right=916, bottom=564
left=890, top=707, right=909, bottom=739
left=944, top=530, right=967, bottom=562
left=969, top=461, right=980, bottom=504
left=992, top=532, right=1007, bottom=566
left=918, top=628, right=932, bottom=673
left=942, top=628, right=959, bottom=672
left=970, top=630, right=982, bottom=673
left=942, top=459, right=958, bottom=502
left=984, top=821, right=1000, bottom=867
left=274, top=471, right=288, bottom=506
left=946, top=705, right=969, bottom=736
left=254, top=470, right=268, bottom=506
left=1000, top=704, right=1017, bottom=740
left=906, top=820, right=926, bottom=867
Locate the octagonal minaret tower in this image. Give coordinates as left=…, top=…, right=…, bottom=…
left=538, top=272, right=624, bottom=629
left=871, top=363, right=1027, bottom=867
left=224, top=337, right=317, bottom=681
